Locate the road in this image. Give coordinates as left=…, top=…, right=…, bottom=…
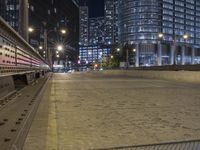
left=24, top=72, right=200, bottom=150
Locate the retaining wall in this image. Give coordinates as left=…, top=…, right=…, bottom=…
left=99, top=70, right=200, bottom=84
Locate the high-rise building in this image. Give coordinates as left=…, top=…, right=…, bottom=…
left=79, top=6, right=89, bottom=46
left=79, top=1, right=111, bottom=65
left=0, top=0, right=29, bottom=41
left=104, top=0, right=119, bottom=45
left=80, top=17, right=111, bottom=65
left=89, top=17, right=105, bottom=45
left=119, top=0, right=200, bottom=66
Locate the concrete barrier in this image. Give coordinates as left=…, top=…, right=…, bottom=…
left=0, top=76, right=15, bottom=98
left=98, top=70, right=200, bottom=84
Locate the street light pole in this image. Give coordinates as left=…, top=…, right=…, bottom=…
left=157, top=33, right=189, bottom=66
left=125, top=42, right=129, bottom=69
left=126, top=48, right=128, bottom=69
left=173, top=35, right=176, bottom=65
left=158, top=33, right=164, bottom=66
left=28, top=24, right=67, bottom=71
left=42, top=22, right=49, bottom=63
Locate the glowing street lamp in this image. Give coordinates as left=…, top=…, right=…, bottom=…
left=61, top=29, right=66, bottom=34
left=56, top=54, right=60, bottom=58
left=183, top=34, right=189, bottom=40
left=57, top=45, right=63, bottom=51
left=117, top=48, right=120, bottom=52
left=94, top=64, right=98, bottom=68
left=28, top=27, right=34, bottom=33
left=39, top=46, right=43, bottom=50
left=133, top=48, right=136, bottom=52
left=111, top=55, right=114, bottom=59
left=158, top=33, right=164, bottom=38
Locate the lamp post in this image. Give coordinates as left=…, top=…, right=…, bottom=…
left=157, top=33, right=189, bottom=65
left=124, top=42, right=129, bottom=69
left=28, top=24, right=67, bottom=70
left=28, top=27, right=34, bottom=33
left=39, top=46, right=43, bottom=50
left=182, top=34, right=189, bottom=65
left=61, top=29, right=67, bottom=34
left=57, top=45, right=63, bottom=51
left=173, top=34, right=188, bottom=65
left=157, top=33, right=164, bottom=66
left=173, top=35, right=177, bottom=65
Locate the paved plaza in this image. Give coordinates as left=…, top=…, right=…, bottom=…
left=24, top=73, right=200, bottom=150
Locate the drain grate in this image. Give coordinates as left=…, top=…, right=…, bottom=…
left=93, top=140, right=200, bottom=150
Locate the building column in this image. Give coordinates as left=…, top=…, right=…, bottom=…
left=191, top=47, right=195, bottom=65
left=181, top=45, right=185, bottom=65
left=170, top=45, right=174, bottom=65
left=135, top=43, right=139, bottom=67
left=157, top=43, right=162, bottom=66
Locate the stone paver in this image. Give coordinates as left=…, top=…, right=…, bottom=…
left=24, top=73, right=200, bottom=150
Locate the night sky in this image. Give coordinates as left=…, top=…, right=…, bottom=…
left=88, top=0, right=104, bottom=17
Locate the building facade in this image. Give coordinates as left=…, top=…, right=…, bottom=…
left=119, top=0, right=200, bottom=66
left=89, top=17, right=105, bottom=45
left=79, top=6, right=89, bottom=46
left=79, top=0, right=118, bottom=65
left=80, top=15, right=111, bottom=64
left=79, top=45, right=110, bottom=65
left=0, top=0, right=29, bottom=41
left=104, top=0, right=119, bottom=45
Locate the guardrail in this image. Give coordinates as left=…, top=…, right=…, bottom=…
left=0, top=17, right=50, bottom=75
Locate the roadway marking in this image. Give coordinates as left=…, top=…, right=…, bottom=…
left=45, top=79, right=58, bottom=150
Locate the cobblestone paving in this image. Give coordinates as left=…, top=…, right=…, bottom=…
left=24, top=73, right=200, bottom=150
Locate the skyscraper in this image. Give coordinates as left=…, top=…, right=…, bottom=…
left=119, top=0, right=200, bottom=66
left=0, top=0, right=29, bottom=41
left=104, top=0, right=119, bottom=45
left=89, top=17, right=105, bottom=45
left=79, top=6, right=89, bottom=46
